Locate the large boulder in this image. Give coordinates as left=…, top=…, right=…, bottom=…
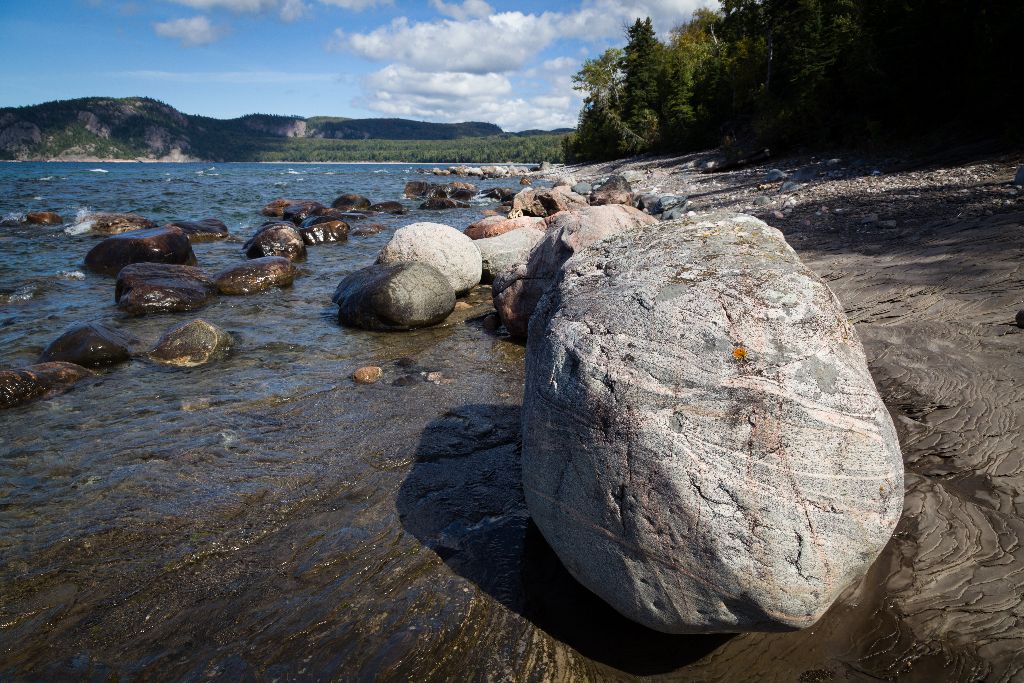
left=0, top=362, right=93, bottom=410
left=243, top=223, right=307, bottom=261
left=149, top=319, right=232, bottom=367
left=475, top=227, right=545, bottom=284
left=115, top=263, right=216, bottom=316
left=522, top=213, right=904, bottom=634
left=81, top=213, right=157, bottom=235
left=332, top=193, right=371, bottom=210
left=512, top=186, right=589, bottom=217
left=493, top=205, right=656, bottom=338
left=464, top=215, right=545, bottom=240
left=403, top=181, right=431, bottom=198
left=377, top=222, right=481, bottom=294
left=39, top=322, right=136, bottom=367
left=333, top=263, right=455, bottom=331
left=166, top=218, right=229, bottom=242
left=214, top=256, right=296, bottom=295
left=84, top=226, right=197, bottom=276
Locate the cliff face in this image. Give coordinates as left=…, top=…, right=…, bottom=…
left=0, top=97, right=510, bottom=161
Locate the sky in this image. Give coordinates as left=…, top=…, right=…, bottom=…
left=0, top=0, right=714, bottom=132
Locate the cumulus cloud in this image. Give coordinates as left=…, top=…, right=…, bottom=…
left=153, top=15, right=221, bottom=46
left=167, top=0, right=278, bottom=11
left=166, top=0, right=387, bottom=17
left=279, top=0, right=309, bottom=21
left=317, top=0, right=392, bottom=9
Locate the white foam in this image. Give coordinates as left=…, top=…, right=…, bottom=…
left=58, top=270, right=86, bottom=280
left=88, top=169, right=109, bottom=173
left=65, top=208, right=96, bottom=235
left=39, top=176, right=54, bottom=181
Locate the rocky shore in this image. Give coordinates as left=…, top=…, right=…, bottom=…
left=2, top=149, right=1023, bottom=680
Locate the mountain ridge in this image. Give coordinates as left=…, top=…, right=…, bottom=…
left=0, top=96, right=569, bottom=162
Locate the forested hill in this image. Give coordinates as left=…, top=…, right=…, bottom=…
left=564, top=1, right=1022, bottom=162
left=0, top=97, right=566, bottom=162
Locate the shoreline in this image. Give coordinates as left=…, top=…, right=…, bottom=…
left=1, top=159, right=540, bottom=166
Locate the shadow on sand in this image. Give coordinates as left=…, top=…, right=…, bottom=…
left=396, top=403, right=731, bottom=676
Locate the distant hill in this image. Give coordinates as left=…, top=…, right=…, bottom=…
left=0, top=97, right=565, bottom=162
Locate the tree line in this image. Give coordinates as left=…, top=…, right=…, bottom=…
left=563, top=0, right=1022, bottom=162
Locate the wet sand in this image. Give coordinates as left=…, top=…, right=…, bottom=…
left=3, top=152, right=1023, bottom=681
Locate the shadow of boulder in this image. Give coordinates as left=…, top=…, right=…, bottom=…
left=396, top=403, right=731, bottom=676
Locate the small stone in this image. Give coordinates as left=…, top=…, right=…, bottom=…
left=765, top=169, right=787, bottom=182
left=780, top=181, right=801, bottom=194
left=772, top=210, right=785, bottom=220
left=353, top=366, right=383, bottom=384
left=454, top=301, right=472, bottom=311
left=1016, top=310, right=1024, bottom=328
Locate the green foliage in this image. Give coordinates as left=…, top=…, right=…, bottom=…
left=565, top=1, right=1023, bottom=162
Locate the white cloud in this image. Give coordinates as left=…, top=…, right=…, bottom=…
left=167, top=0, right=278, bottom=11
left=279, top=0, right=309, bottom=21
left=429, top=0, right=492, bottom=20
left=153, top=15, right=221, bottom=46
left=357, top=65, right=579, bottom=131
left=165, top=0, right=387, bottom=16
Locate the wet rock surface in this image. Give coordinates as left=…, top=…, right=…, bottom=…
left=333, top=262, right=456, bottom=331
left=214, top=256, right=296, bottom=295
left=148, top=319, right=232, bottom=367
left=166, top=218, right=229, bottom=242
left=522, top=213, right=904, bottom=634
left=39, top=322, right=136, bottom=367
left=115, top=263, right=217, bottom=315
left=82, top=212, right=158, bottom=235
left=297, top=216, right=349, bottom=245
left=84, top=225, right=197, bottom=276
left=0, top=361, right=93, bottom=409
left=243, top=223, right=307, bottom=261
left=25, top=211, right=63, bottom=225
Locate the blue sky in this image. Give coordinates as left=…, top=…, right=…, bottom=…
left=0, top=0, right=713, bottom=131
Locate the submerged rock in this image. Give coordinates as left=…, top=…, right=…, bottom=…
left=39, top=322, right=136, bottom=367
left=419, top=197, right=467, bottom=210
left=25, top=211, right=63, bottom=225
left=84, top=226, right=197, bottom=276
left=82, top=212, right=157, bottom=235
left=166, top=218, right=229, bottom=242
left=464, top=215, right=544, bottom=240
left=261, top=198, right=308, bottom=218
left=243, top=223, right=307, bottom=261
left=332, top=193, right=372, bottom=210
left=0, top=362, right=93, bottom=410
left=282, top=201, right=325, bottom=226
left=493, top=205, right=656, bottom=338
left=403, top=180, right=431, bottom=198
left=148, top=319, right=232, bottom=367
left=214, top=256, right=296, bottom=295
left=115, top=263, right=216, bottom=316
left=333, top=263, right=455, bottom=331
left=522, top=212, right=904, bottom=634
left=369, top=201, right=407, bottom=215
left=352, top=223, right=384, bottom=237
left=475, top=227, right=544, bottom=284
left=377, top=222, right=481, bottom=294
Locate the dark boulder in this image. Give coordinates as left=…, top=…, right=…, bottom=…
left=480, top=187, right=516, bottom=201
left=333, top=263, right=455, bottom=331
left=352, top=223, right=384, bottom=237
left=282, top=201, right=325, bottom=225
left=39, top=322, right=136, bottom=367
left=115, top=263, right=216, bottom=316
left=261, top=198, right=317, bottom=218
left=214, top=256, right=296, bottom=295
left=166, top=218, right=229, bottom=242
left=404, top=180, right=431, bottom=198
left=420, top=197, right=468, bottom=210
left=148, top=319, right=232, bottom=367
left=369, top=201, right=407, bottom=215
left=0, top=362, right=93, bottom=410
left=298, top=217, right=349, bottom=245
left=331, top=193, right=372, bottom=210
left=25, top=211, right=63, bottom=225
left=84, top=226, right=197, bottom=276
left=243, top=223, right=307, bottom=261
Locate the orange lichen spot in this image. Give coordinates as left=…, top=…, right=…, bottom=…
left=732, top=347, right=748, bottom=361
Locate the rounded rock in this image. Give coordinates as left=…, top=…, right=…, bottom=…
left=84, top=226, right=197, bottom=276
left=0, top=362, right=93, bottom=410
left=333, top=262, right=456, bottom=331
left=148, top=319, right=232, bottom=367
left=25, top=211, right=63, bottom=225
left=115, top=263, right=216, bottom=316
left=243, top=223, right=307, bottom=261
left=39, top=322, right=136, bottom=367
left=166, top=218, right=229, bottom=242
left=214, top=256, right=296, bottom=295
left=352, top=366, right=384, bottom=384
left=377, top=222, right=482, bottom=294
